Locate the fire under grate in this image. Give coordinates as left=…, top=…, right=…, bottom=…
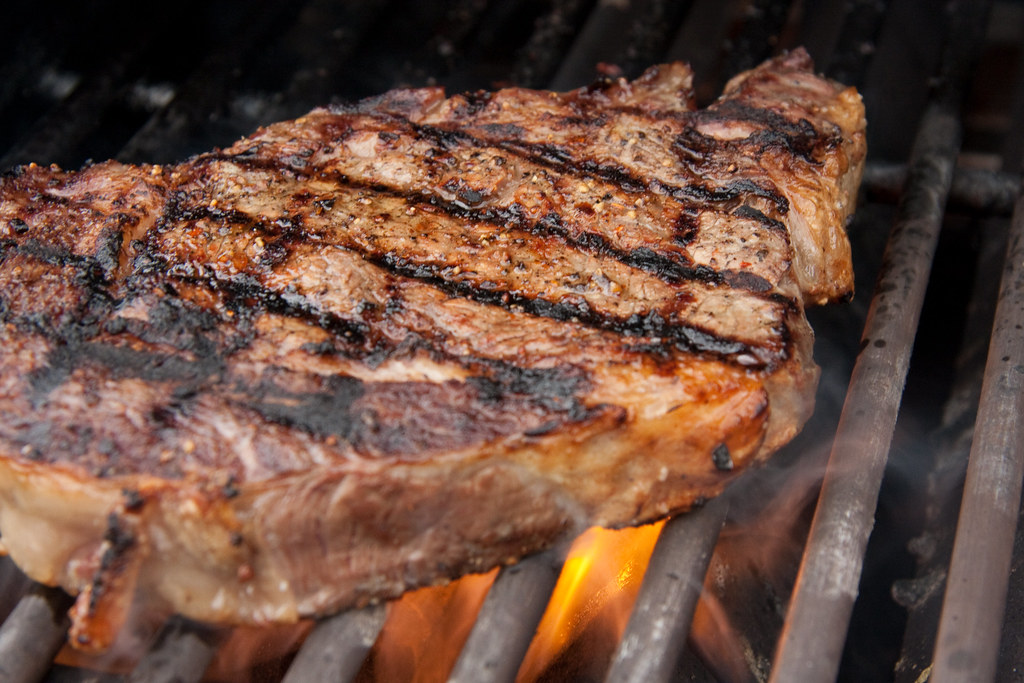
left=2, top=0, right=1024, bottom=681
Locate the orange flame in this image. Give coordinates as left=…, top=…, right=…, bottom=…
left=353, top=522, right=664, bottom=683
left=361, top=569, right=497, bottom=683
left=516, top=521, right=664, bottom=682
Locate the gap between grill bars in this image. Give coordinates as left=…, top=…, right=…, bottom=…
left=2, top=0, right=1024, bottom=681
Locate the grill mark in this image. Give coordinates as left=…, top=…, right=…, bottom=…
left=0, top=242, right=115, bottom=348
left=3, top=237, right=107, bottom=281
left=127, top=236, right=373, bottom=354
left=153, top=186, right=792, bottom=367
left=698, top=100, right=840, bottom=163
left=182, top=269, right=372, bottom=349
left=235, top=360, right=607, bottom=457
left=160, top=189, right=791, bottom=365
left=241, top=111, right=790, bottom=219
left=658, top=176, right=790, bottom=215
left=366, top=249, right=765, bottom=363
left=199, top=156, right=782, bottom=297
left=732, top=205, right=788, bottom=233
left=161, top=191, right=257, bottom=228
left=422, top=195, right=783, bottom=296
left=35, top=340, right=225, bottom=391
left=411, top=121, right=789, bottom=212
left=241, top=374, right=366, bottom=443
left=223, top=277, right=370, bottom=347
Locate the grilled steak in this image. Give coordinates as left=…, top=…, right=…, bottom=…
left=0, top=49, right=865, bottom=650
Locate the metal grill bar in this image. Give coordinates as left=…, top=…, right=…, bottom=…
left=715, top=0, right=794, bottom=84
left=931, top=178, right=1024, bottom=681
left=447, top=552, right=561, bottom=683
left=891, top=214, right=1008, bottom=683
left=769, top=2, right=992, bottom=681
left=0, top=585, right=73, bottom=683
left=534, top=0, right=632, bottom=91
left=825, top=0, right=891, bottom=86
left=510, top=0, right=595, bottom=89
left=126, top=618, right=221, bottom=683
left=0, top=558, right=32, bottom=626
left=862, top=162, right=1020, bottom=217
left=282, top=603, right=387, bottom=683
left=604, top=497, right=728, bottom=683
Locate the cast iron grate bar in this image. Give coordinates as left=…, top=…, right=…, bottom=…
left=447, top=551, right=562, bottom=683
left=281, top=602, right=387, bottom=683
left=547, top=0, right=692, bottom=90
left=0, top=585, right=73, bottom=683
left=126, top=618, right=222, bottom=683
left=0, top=557, right=32, bottom=625
left=825, top=0, right=892, bottom=86
left=930, top=177, right=1024, bottom=681
left=509, top=0, right=597, bottom=89
left=603, top=497, right=729, bottom=683
left=713, top=0, right=794, bottom=93
left=862, top=162, right=1020, bottom=217
left=769, top=1, right=993, bottom=681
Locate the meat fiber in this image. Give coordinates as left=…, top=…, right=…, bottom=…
left=0, top=49, right=864, bottom=650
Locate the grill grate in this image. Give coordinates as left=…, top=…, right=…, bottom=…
left=2, top=1, right=1023, bottom=681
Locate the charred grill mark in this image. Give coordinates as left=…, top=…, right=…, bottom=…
left=0, top=247, right=115, bottom=352
left=209, top=274, right=371, bottom=348
left=416, top=123, right=648, bottom=194
left=722, top=270, right=773, bottom=293
left=672, top=212, right=700, bottom=246
left=468, top=362, right=589, bottom=405
left=408, top=121, right=791, bottom=214
left=365, top=249, right=768, bottom=364
left=658, top=177, right=790, bottom=216
left=530, top=218, right=727, bottom=288
left=161, top=190, right=259, bottom=228
left=2, top=237, right=108, bottom=283
left=149, top=180, right=790, bottom=367
left=127, top=225, right=372, bottom=350
left=198, top=156, right=779, bottom=301
left=732, top=204, right=787, bottom=233
left=509, top=142, right=646, bottom=192
left=237, top=364, right=607, bottom=458
left=625, top=246, right=717, bottom=285
left=243, top=374, right=365, bottom=442
left=28, top=337, right=226, bottom=405
left=83, top=341, right=222, bottom=385
left=700, top=100, right=839, bottom=162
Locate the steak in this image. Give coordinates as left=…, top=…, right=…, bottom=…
left=0, top=49, right=865, bottom=651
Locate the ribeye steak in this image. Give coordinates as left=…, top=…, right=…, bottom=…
left=0, top=49, right=865, bottom=650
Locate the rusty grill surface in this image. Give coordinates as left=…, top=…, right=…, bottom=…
left=2, top=0, right=1024, bottom=681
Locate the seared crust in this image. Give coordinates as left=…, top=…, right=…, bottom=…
left=0, top=50, right=863, bottom=649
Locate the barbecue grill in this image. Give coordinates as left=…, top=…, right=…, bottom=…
left=1, top=0, right=1023, bottom=681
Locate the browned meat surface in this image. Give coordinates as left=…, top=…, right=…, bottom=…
left=0, top=49, right=865, bottom=650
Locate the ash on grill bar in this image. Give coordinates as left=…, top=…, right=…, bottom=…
left=1, top=0, right=1023, bottom=682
